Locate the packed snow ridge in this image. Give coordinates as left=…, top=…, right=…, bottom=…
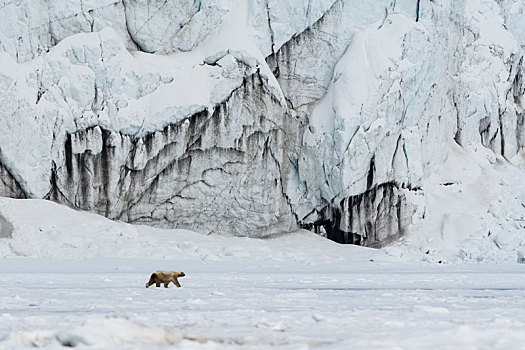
left=1, top=0, right=525, bottom=253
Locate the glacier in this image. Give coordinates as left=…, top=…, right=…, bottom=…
left=1, top=0, right=525, bottom=252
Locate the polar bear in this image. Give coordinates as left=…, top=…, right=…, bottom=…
left=145, top=270, right=185, bottom=288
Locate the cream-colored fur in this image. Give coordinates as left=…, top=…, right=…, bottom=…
left=145, top=270, right=185, bottom=288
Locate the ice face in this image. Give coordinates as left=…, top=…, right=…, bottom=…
left=0, top=0, right=524, bottom=247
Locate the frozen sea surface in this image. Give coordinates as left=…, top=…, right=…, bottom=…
left=1, top=199, right=525, bottom=349
left=1, top=260, right=525, bottom=349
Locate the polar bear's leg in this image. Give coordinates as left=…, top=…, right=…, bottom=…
left=173, top=278, right=181, bottom=288
left=164, top=281, right=170, bottom=288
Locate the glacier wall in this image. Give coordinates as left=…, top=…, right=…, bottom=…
left=1, top=0, right=525, bottom=246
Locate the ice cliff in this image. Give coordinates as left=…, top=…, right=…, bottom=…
left=1, top=0, right=525, bottom=250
